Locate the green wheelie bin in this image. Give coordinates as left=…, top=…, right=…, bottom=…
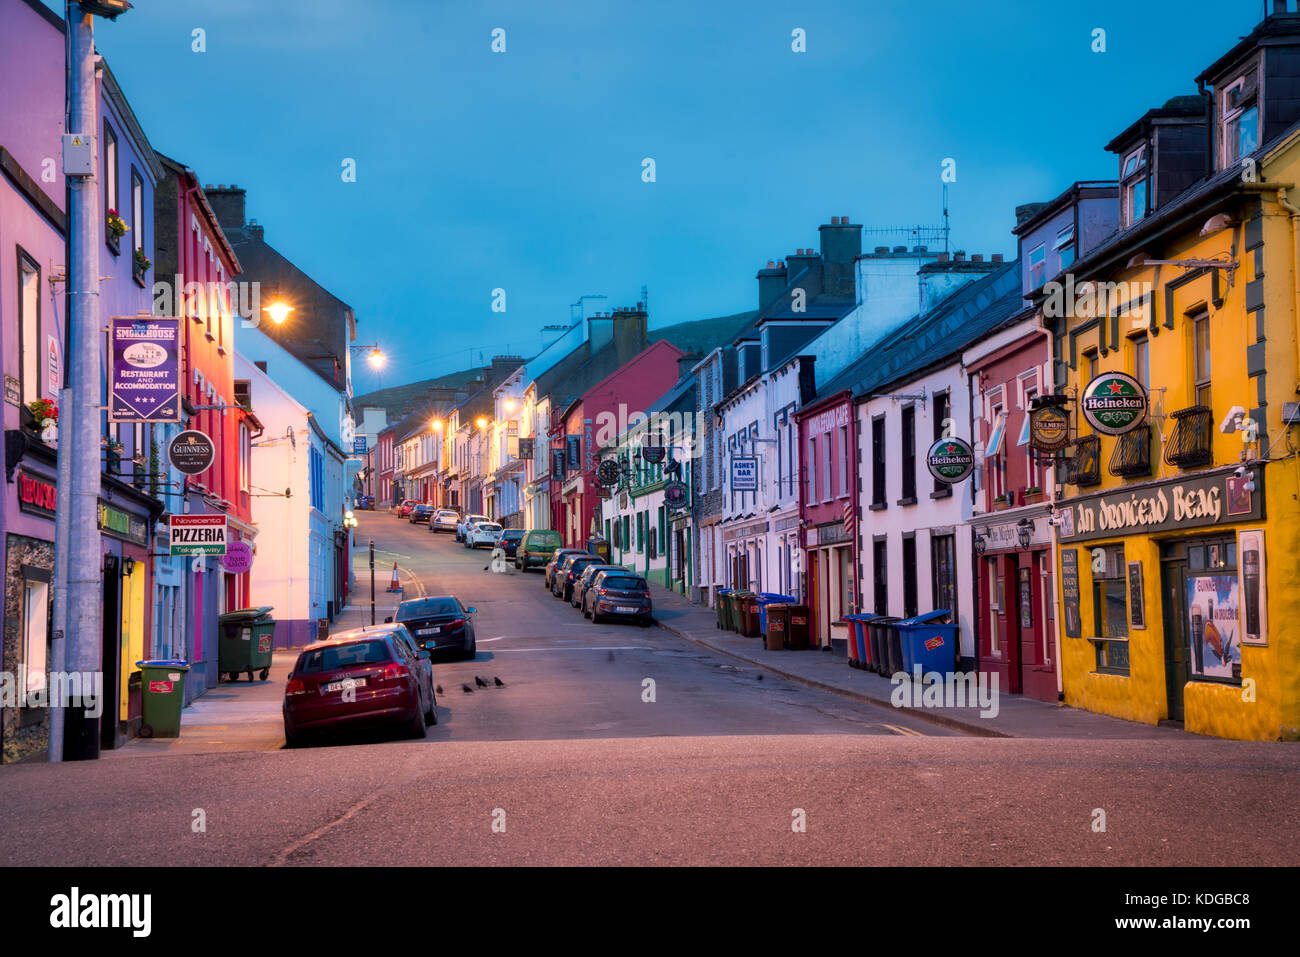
left=217, top=606, right=276, bottom=682
left=136, top=659, right=190, bottom=738
left=714, top=588, right=733, bottom=629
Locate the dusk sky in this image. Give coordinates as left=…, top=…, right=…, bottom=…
left=74, top=0, right=1263, bottom=393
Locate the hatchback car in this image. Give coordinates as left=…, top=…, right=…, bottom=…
left=283, top=625, right=436, bottom=747
left=571, top=563, right=624, bottom=608
left=431, top=508, right=460, bottom=533
left=394, top=595, right=477, bottom=659
left=465, top=521, right=503, bottom=549
left=552, top=553, right=605, bottom=601
left=498, top=528, right=525, bottom=558
left=584, top=570, right=653, bottom=625
left=409, top=504, right=435, bottom=525
left=542, top=547, right=588, bottom=585
left=455, top=513, right=490, bottom=542
left=518, top=529, right=564, bottom=572
left=396, top=499, right=419, bottom=518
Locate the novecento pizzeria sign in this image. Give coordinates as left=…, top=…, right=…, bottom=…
left=1057, top=469, right=1264, bottom=544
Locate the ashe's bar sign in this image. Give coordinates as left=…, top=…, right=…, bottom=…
left=168, top=429, right=215, bottom=476
left=1080, top=371, right=1147, bottom=436
left=926, top=437, right=975, bottom=483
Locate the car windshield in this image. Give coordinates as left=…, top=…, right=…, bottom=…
left=603, top=577, right=646, bottom=591
left=478, top=524, right=502, bottom=533
left=296, top=640, right=392, bottom=673
left=396, top=597, right=461, bottom=619
left=502, top=530, right=524, bottom=540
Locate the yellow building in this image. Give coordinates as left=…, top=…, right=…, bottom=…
left=1038, top=13, right=1300, bottom=741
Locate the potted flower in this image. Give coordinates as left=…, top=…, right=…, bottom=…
left=27, top=398, right=58, bottom=441
left=106, top=208, right=129, bottom=245
left=1022, top=486, right=1044, bottom=505
left=133, top=247, right=151, bottom=282
left=992, top=493, right=1010, bottom=511
left=102, top=435, right=124, bottom=469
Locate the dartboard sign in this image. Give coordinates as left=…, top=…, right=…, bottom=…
left=639, top=444, right=665, bottom=464
left=597, top=458, right=622, bottom=487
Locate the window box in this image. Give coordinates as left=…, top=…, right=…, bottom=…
left=992, top=494, right=1010, bottom=511
left=1164, top=406, right=1213, bottom=469
left=1021, top=487, right=1043, bottom=505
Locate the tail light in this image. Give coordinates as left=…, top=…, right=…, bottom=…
left=598, top=587, right=607, bottom=596
left=377, top=663, right=409, bottom=683
left=568, top=571, right=577, bottom=581
left=448, top=618, right=465, bottom=630
left=286, top=678, right=306, bottom=696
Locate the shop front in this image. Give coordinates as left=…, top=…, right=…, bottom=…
left=1055, top=465, right=1294, bottom=740
left=805, top=518, right=853, bottom=651
left=973, top=509, right=1057, bottom=702
left=723, top=518, right=769, bottom=592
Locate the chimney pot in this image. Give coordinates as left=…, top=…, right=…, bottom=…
left=840, top=215, right=849, bottom=224
left=874, top=246, right=889, bottom=254
left=938, top=253, right=949, bottom=263
left=766, top=261, right=776, bottom=268
left=914, top=246, right=927, bottom=253
left=893, top=246, right=906, bottom=254
left=831, top=216, right=840, bottom=225
left=972, top=254, right=983, bottom=262
left=954, top=251, right=966, bottom=262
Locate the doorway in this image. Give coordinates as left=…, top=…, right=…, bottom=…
left=100, top=555, right=120, bottom=750
left=1160, top=544, right=1189, bottom=722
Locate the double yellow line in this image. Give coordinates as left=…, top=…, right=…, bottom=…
left=881, top=723, right=926, bottom=737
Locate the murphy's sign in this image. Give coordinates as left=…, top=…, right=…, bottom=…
left=1057, top=470, right=1264, bottom=544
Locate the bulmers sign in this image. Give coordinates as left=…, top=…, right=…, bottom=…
left=1028, top=405, right=1071, bottom=451
left=926, top=437, right=975, bottom=483
left=1080, top=371, right=1147, bottom=436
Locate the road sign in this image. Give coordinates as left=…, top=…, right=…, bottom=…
left=169, top=514, right=228, bottom=556
left=168, top=430, right=215, bottom=475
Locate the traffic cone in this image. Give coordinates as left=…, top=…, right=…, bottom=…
left=385, top=562, right=402, bottom=593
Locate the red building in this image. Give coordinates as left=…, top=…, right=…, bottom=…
left=549, top=338, right=685, bottom=547
left=965, top=315, right=1058, bottom=702
left=796, top=390, right=859, bottom=647
left=155, top=155, right=258, bottom=690
left=376, top=425, right=396, bottom=507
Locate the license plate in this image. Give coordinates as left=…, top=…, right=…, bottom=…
left=616, top=606, right=637, bottom=613
left=323, top=677, right=366, bottom=693
left=417, top=627, right=440, bottom=635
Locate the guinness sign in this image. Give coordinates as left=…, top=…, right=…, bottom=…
left=1080, top=372, right=1147, bottom=436
left=168, top=429, right=215, bottom=476
left=925, top=437, right=975, bottom=483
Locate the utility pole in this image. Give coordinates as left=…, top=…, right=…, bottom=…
left=369, top=539, right=376, bottom=625
left=61, top=3, right=106, bottom=760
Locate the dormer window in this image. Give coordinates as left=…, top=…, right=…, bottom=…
left=1054, top=223, right=1076, bottom=269
left=1222, top=75, right=1259, bottom=167
left=1028, top=243, right=1046, bottom=288
left=1121, top=145, right=1148, bottom=227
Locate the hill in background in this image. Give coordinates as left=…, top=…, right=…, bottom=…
left=354, top=310, right=756, bottom=420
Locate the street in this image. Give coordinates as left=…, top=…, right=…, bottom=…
left=0, top=511, right=1295, bottom=867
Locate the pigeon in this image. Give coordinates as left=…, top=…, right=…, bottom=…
left=474, top=676, right=488, bottom=688
left=606, top=650, right=615, bottom=662
left=436, top=685, right=443, bottom=695
left=756, top=674, right=764, bottom=681
left=494, top=677, right=505, bottom=687
left=461, top=684, right=474, bottom=693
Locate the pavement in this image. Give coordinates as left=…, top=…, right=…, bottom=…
left=647, top=581, right=1186, bottom=740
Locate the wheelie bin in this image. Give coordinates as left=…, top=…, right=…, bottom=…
left=731, top=590, right=756, bottom=635
left=844, top=613, right=878, bottom=669
left=135, top=659, right=189, bottom=738
left=897, top=610, right=959, bottom=676
left=217, top=606, right=276, bottom=682
left=714, top=588, right=733, bottom=629
left=785, top=604, right=811, bottom=650
left=720, top=590, right=739, bottom=631
left=755, top=593, right=799, bottom=636
left=739, top=593, right=763, bottom=637
left=764, top=603, right=791, bottom=651
left=867, top=616, right=902, bottom=676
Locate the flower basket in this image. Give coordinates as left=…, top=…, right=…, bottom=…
left=992, top=495, right=1009, bottom=512
left=133, top=247, right=151, bottom=281
left=106, top=208, right=129, bottom=241
left=1022, top=487, right=1044, bottom=505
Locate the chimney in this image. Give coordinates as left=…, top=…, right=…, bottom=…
left=490, top=355, right=523, bottom=380
left=992, top=253, right=1004, bottom=263
left=818, top=214, right=862, bottom=296
left=204, top=184, right=246, bottom=231
left=677, top=352, right=702, bottom=379
left=785, top=248, right=819, bottom=280
left=611, top=302, right=648, bottom=362
left=937, top=253, right=949, bottom=263
left=953, top=251, right=966, bottom=262
left=972, top=254, right=983, bottom=262
left=1015, top=202, right=1048, bottom=227
left=757, top=260, right=788, bottom=311
left=247, top=218, right=264, bottom=241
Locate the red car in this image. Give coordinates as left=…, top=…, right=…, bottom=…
left=283, top=625, right=436, bottom=747
left=396, top=499, right=419, bottom=518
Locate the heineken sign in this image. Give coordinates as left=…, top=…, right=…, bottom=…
left=926, top=437, right=975, bottom=483
left=1080, top=372, right=1147, bottom=436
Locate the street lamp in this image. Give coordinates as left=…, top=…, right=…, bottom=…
left=367, top=347, right=385, bottom=369
left=264, top=300, right=294, bottom=325
left=78, top=0, right=131, bottom=17
left=431, top=419, right=443, bottom=432
left=476, top=416, right=488, bottom=429
left=503, top=398, right=516, bottom=412
left=1016, top=518, right=1033, bottom=551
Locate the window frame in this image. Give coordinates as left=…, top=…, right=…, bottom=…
left=103, top=119, right=120, bottom=253
left=1221, top=73, right=1260, bottom=169
left=17, top=247, right=42, bottom=406
left=1121, top=144, right=1148, bottom=227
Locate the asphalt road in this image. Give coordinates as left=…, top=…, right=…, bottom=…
left=0, top=511, right=1296, bottom=866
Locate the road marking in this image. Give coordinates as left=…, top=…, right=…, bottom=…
left=488, top=646, right=652, bottom=652
left=882, top=723, right=926, bottom=737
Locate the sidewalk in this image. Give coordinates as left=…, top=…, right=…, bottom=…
left=649, top=584, right=1184, bottom=740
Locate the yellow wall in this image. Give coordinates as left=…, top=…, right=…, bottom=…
left=119, top=561, right=146, bottom=722
left=1056, top=147, right=1300, bottom=741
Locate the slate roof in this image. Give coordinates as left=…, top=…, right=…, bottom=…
left=816, top=260, right=1023, bottom=401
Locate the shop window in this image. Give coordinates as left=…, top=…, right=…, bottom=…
left=1192, top=312, right=1211, bottom=408
left=988, top=558, right=1003, bottom=654
left=837, top=547, right=853, bottom=619
left=1091, top=544, right=1129, bottom=674
left=931, top=534, right=958, bottom=616
left=21, top=568, right=51, bottom=706
left=1185, top=537, right=1241, bottom=683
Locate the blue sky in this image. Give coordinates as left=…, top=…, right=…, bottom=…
left=76, top=0, right=1264, bottom=392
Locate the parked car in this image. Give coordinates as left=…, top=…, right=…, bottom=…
left=282, top=625, right=436, bottom=747
left=455, top=513, right=490, bottom=543
left=409, top=504, right=435, bottom=525
left=393, top=595, right=477, bottom=659
left=552, top=553, right=605, bottom=601
left=430, top=508, right=460, bottom=533
left=571, top=563, right=624, bottom=608
left=498, top=528, right=525, bottom=558
left=396, top=499, right=419, bottom=518
left=517, top=529, right=565, bottom=572
left=583, top=570, right=654, bottom=625
left=465, top=521, right=503, bottom=549
left=542, top=546, right=587, bottom=584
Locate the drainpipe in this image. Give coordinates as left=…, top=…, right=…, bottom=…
left=1033, top=315, right=1067, bottom=700
left=1275, top=187, right=1300, bottom=387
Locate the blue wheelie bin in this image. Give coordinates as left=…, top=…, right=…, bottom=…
left=755, top=593, right=798, bottom=636
left=897, top=610, right=959, bottom=676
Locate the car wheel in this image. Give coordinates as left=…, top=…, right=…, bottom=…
left=407, top=704, right=427, bottom=739
left=591, top=612, right=602, bottom=625
left=424, top=685, right=437, bottom=724
left=284, top=724, right=303, bottom=749
left=463, top=639, right=476, bottom=660
left=583, top=605, right=592, bottom=620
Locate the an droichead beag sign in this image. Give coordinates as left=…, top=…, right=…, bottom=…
left=926, top=437, right=975, bottom=483
left=170, top=514, right=228, bottom=556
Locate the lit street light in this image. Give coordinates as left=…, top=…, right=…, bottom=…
left=264, top=300, right=294, bottom=325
